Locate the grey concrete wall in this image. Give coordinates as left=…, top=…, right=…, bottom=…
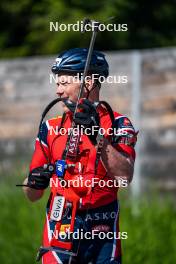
left=0, top=48, right=176, bottom=190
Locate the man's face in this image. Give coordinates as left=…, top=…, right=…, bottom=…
left=56, top=74, right=81, bottom=111
left=56, top=74, right=80, bottom=101
left=56, top=73, right=98, bottom=112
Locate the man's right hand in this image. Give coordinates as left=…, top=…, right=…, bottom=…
left=27, top=166, right=53, bottom=190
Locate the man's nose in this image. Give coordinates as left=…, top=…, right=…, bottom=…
left=56, top=84, right=65, bottom=97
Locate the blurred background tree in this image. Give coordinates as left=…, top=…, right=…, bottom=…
left=0, top=0, right=175, bottom=58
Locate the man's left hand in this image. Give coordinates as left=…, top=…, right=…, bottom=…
left=74, top=99, right=99, bottom=127
left=75, top=99, right=100, bottom=145
left=63, top=98, right=100, bottom=144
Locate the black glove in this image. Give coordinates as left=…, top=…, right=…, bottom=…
left=27, top=165, right=54, bottom=190
left=63, top=98, right=100, bottom=145
left=75, top=99, right=100, bottom=145
left=74, top=99, right=99, bottom=127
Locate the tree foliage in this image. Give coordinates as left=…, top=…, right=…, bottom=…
left=0, top=0, right=175, bottom=58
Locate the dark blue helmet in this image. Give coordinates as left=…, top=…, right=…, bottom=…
left=51, top=48, right=109, bottom=78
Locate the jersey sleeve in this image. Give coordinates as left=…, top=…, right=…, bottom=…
left=111, top=116, right=138, bottom=161
left=29, top=121, right=50, bottom=171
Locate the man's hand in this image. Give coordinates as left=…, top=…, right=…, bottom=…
left=74, top=98, right=99, bottom=127
left=75, top=99, right=100, bottom=145
left=63, top=98, right=100, bottom=145
left=27, top=166, right=53, bottom=190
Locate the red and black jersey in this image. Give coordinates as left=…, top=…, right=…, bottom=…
left=29, top=107, right=137, bottom=208
left=29, top=106, right=137, bottom=263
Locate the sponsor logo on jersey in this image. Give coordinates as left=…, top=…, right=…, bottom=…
left=85, top=211, right=116, bottom=221
left=67, top=132, right=80, bottom=157
left=60, top=224, right=71, bottom=235
left=56, top=160, right=66, bottom=177
left=92, top=225, right=110, bottom=232
left=50, top=196, right=65, bottom=221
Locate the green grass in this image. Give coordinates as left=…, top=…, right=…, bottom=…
left=0, top=171, right=176, bottom=264
left=119, top=193, right=176, bottom=264
left=0, top=186, right=47, bottom=264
